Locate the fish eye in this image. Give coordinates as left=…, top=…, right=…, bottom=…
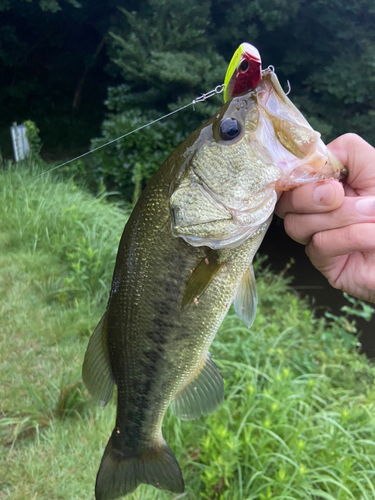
left=240, top=60, right=249, bottom=72
left=219, top=118, right=242, bottom=141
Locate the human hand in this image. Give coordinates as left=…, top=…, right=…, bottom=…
left=275, top=133, right=375, bottom=303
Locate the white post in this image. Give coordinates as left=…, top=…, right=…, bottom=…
left=10, top=123, right=30, bottom=162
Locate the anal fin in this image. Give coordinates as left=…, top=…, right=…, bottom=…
left=171, top=355, right=224, bottom=421
left=82, top=313, right=115, bottom=406
left=234, top=265, right=258, bottom=328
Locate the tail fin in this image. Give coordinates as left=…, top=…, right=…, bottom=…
left=95, top=431, right=185, bottom=500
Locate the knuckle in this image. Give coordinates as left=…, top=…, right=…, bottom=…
left=327, top=275, right=343, bottom=291
left=305, top=239, right=320, bottom=265
left=283, top=214, right=299, bottom=237
left=305, top=242, right=314, bottom=261
left=284, top=214, right=308, bottom=243
left=310, top=231, right=328, bottom=254
left=276, top=192, right=293, bottom=218
left=274, top=201, right=287, bottom=219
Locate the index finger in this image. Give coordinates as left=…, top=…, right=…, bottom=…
left=275, top=180, right=344, bottom=219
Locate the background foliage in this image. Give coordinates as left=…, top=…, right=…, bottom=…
left=1, top=0, right=375, bottom=200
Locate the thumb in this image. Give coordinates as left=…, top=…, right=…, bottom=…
left=327, top=133, right=375, bottom=196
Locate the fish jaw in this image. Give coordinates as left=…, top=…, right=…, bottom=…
left=254, top=70, right=345, bottom=191
left=223, top=45, right=345, bottom=190
left=273, top=143, right=344, bottom=191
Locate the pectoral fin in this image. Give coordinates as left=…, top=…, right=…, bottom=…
left=82, top=313, right=115, bottom=407
left=182, top=250, right=223, bottom=309
left=234, top=265, right=258, bottom=328
left=171, top=355, right=224, bottom=421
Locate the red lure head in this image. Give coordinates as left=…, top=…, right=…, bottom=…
left=223, top=43, right=262, bottom=102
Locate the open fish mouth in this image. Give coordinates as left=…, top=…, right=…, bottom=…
left=275, top=147, right=346, bottom=191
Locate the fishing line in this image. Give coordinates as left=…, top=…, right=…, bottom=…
left=38, top=84, right=225, bottom=177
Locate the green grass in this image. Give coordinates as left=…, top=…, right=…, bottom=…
left=1, top=162, right=375, bottom=499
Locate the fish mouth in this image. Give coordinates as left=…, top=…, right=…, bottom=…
left=274, top=147, right=346, bottom=192
left=275, top=166, right=329, bottom=191
left=275, top=166, right=342, bottom=192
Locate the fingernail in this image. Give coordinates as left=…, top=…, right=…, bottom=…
left=313, top=183, right=336, bottom=205
left=356, top=198, right=375, bottom=216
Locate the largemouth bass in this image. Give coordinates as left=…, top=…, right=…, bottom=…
left=83, top=66, right=344, bottom=500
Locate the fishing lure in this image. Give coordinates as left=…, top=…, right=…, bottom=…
left=223, top=42, right=262, bottom=103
